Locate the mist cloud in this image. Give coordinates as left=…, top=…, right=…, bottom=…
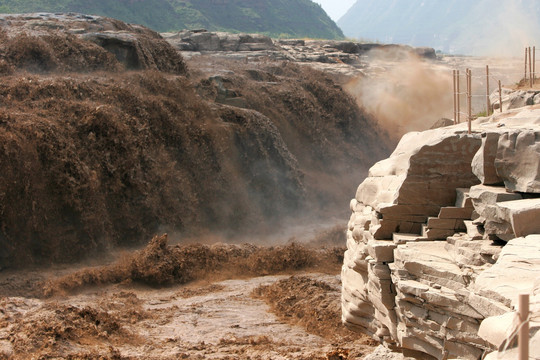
left=345, top=50, right=453, bottom=141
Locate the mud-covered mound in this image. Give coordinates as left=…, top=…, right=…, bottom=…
left=1, top=273, right=376, bottom=360
left=0, top=13, right=186, bottom=74
left=253, top=276, right=377, bottom=359
left=4, top=302, right=136, bottom=358
left=43, top=234, right=345, bottom=296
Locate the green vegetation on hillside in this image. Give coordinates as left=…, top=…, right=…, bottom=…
left=0, top=0, right=344, bottom=39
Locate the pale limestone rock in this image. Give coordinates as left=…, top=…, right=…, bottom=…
left=349, top=198, right=358, bottom=212
left=445, top=237, right=498, bottom=267
left=364, top=345, right=407, bottom=360
left=494, top=198, right=540, bottom=237
left=468, top=184, right=522, bottom=219
left=473, top=235, right=540, bottom=307
left=437, top=206, right=473, bottom=219
left=495, top=130, right=540, bottom=193
left=370, top=262, right=392, bottom=280
left=354, top=129, right=481, bottom=240
left=481, top=285, right=540, bottom=359
left=392, top=132, right=481, bottom=206
left=478, top=311, right=520, bottom=348
left=394, top=242, right=467, bottom=286
left=469, top=184, right=522, bottom=206
left=463, top=220, right=483, bottom=239
left=483, top=327, right=540, bottom=360
left=392, top=233, right=428, bottom=244
left=421, top=225, right=455, bottom=240
left=506, top=90, right=536, bottom=110
left=466, top=292, right=512, bottom=318
left=426, top=217, right=458, bottom=229
left=343, top=105, right=540, bottom=360
left=367, top=241, right=398, bottom=263
left=489, top=88, right=537, bottom=112
left=379, top=204, right=440, bottom=217
left=472, top=132, right=503, bottom=185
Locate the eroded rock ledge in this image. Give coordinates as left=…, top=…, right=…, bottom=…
left=342, top=103, right=540, bottom=359
left=162, top=29, right=436, bottom=79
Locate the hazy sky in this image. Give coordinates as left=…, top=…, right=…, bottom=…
left=313, top=0, right=357, bottom=21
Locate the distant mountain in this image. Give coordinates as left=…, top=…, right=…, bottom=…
left=338, top=0, right=540, bottom=55
left=0, top=0, right=344, bottom=39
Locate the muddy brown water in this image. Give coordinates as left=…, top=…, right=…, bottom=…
left=0, top=271, right=375, bottom=359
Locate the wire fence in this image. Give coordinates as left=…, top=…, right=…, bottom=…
left=451, top=46, right=539, bottom=134
left=451, top=48, right=538, bottom=358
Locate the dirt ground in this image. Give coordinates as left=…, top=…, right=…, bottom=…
left=0, top=233, right=376, bottom=360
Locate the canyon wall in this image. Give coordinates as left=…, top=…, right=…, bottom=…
left=342, top=104, right=540, bottom=359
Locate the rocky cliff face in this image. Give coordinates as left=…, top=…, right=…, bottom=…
left=342, top=102, right=540, bottom=359
left=163, top=29, right=436, bottom=82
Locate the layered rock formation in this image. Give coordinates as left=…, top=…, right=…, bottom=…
left=163, top=29, right=436, bottom=79
left=342, top=101, right=540, bottom=359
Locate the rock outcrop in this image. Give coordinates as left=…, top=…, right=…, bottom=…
left=162, top=29, right=437, bottom=79
left=0, top=13, right=187, bottom=74
left=490, top=88, right=540, bottom=112
left=342, top=100, right=540, bottom=359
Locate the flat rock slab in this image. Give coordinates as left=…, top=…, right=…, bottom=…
left=438, top=206, right=474, bottom=219
left=494, top=198, right=540, bottom=237
left=473, top=235, right=540, bottom=307
left=394, top=241, right=466, bottom=286
left=392, top=233, right=428, bottom=244
left=468, top=184, right=522, bottom=218
left=356, top=130, right=481, bottom=210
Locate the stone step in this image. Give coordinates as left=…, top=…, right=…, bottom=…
left=455, top=187, right=473, bottom=208
left=469, top=184, right=523, bottom=220
left=438, top=206, right=474, bottom=220
left=426, top=217, right=467, bottom=232
left=463, top=220, right=484, bottom=240
left=422, top=224, right=456, bottom=240
left=392, top=233, right=428, bottom=244
left=469, top=184, right=523, bottom=204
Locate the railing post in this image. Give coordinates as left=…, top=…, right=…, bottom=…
left=525, top=47, right=528, bottom=80
left=486, top=65, right=491, bottom=116
left=453, top=70, right=457, bottom=124
left=529, top=47, right=533, bottom=88
left=518, top=294, right=530, bottom=360
left=533, top=46, right=536, bottom=84
left=457, top=70, right=461, bottom=123
left=467, top=69, right=472, bottom=134
left=499, top=80, right=503, bottom=113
